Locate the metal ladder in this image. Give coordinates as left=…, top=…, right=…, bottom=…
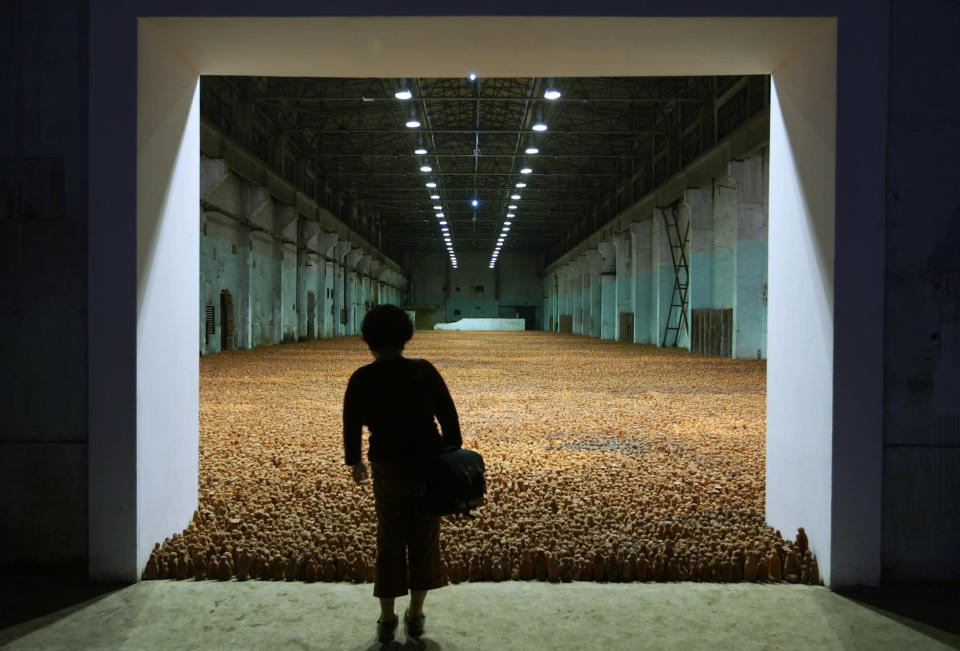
left=662, top=206, right=690, bottom=347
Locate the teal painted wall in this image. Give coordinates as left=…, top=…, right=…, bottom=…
left=281, top=257, right=297, bottom=342
left=712, top=249, right=735, bottom=308
left=600, top=276, right=616, bottom=339
left=200, top=224, right=246, bottom=355
left=734, top=239, right=768, bottom=359
left=689, top=252, right=713, bottom=309
left=590, top=280, right=602, bottom=337
left=633, top=270, right=653, bottom=344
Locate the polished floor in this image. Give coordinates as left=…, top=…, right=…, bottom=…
left=2, top=580, right=958, bottom=650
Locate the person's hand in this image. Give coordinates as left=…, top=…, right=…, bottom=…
left=350, top=461, right=369, bottom=485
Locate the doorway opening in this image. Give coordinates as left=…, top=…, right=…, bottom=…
left=88, top=15, right=887, bottom=588
left=220, top=289, right=235, bottom=351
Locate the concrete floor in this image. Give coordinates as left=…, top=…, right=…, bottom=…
left=1, top=581, right=958, bottom=650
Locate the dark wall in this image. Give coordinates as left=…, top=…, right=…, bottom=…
left=0, top=1, right=89, bottom=568
left=882, top=0, right=960, bottom=582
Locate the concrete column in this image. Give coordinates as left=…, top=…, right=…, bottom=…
left=368, top=261, right=381, bottom=308
left=729, top=153, right=769, bottom=359
left=240, top=184, right=271, bottom=349
left=711, top=174, right=738, bottom=311
left=293, top=215, right=317, bottom=341
left=584, top=250, right=602, bottom=337
left=598, top=241, right=617, bottom=340
left=333, top=241, right=352, bottom=337
left=344, top=249, right=363, bottom=336
left=562, top=263, right=576, bottom=333
left=613, top=232, right=632, bottom=342
left=579, top=255, right=592, bottom=336
left=630, top=220, right=653, bottom=344
left=572, top=260, right=583, bottom=334
left=316, top=232, right=339, bottom=338
left=550, top=270, right=561, bottom=331
left=685, top=186, right=715, bottom=351
left=275, top=205, right=299, bottom=343
left=544, top=277, right=551, bottom=331
left=397, top=275, right=409, bottom=305
left=356, top=254, right=373, bottom=330
left=652, top=208, right=675, bottom=347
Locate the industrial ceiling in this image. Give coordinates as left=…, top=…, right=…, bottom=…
left=201, top=75, right=766, bottom=266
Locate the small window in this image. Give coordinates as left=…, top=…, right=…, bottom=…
left=453, top=309, right=461, bottom=316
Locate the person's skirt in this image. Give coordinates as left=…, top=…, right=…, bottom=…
left=370, top=459, right=444, bottom=597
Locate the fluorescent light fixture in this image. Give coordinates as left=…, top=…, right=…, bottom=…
left=503, top=227, right=510, bottom=231
left=439, top=221, right=447, bottom=225
left=426, top=182, right=437, bottom=188
left=511, top=194, right=521, bottom=200
left=469, top=73, right=477, bottom=81
left=544, top=88, right=561, bottom=100
left=406, top=119, right=421, bottom=128
left=525, top=147, right=539, bottom=155
left=441, top=227, right=449, bottom=232
left=471, top=199, right=479, bottom=207
left=504, top=221, right=511, bottom=226
left=415, top=147, right=428, bottom=155
left=420, top=165, right=432, bottom=172
left=520, top=168, right=532, bottom=174
left=433, top=205, right=442, bottom=210
left=532, top=123, right=548, bottom=132
left=395, top=89, right=413, bottom=100
left=506, top=213, right=515, bottom=218
left=430, top=194, right=440, bottom=200
left=515, top=183, right=526, bottom=188
left=508, top=204, right=517, bottom=210
left=436, top=213, right=444, bottom=218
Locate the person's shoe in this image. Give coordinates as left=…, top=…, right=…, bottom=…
left=404, top=609, right=425, bottom=639
left=377, top=615, right=398, bottom=644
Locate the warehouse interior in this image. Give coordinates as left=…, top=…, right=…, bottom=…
left=3, top=2, right=959, bottom=648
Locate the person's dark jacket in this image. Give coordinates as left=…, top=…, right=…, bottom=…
left=343, top=357, right=461, bottom=466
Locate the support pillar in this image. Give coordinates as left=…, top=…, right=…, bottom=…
left=598, top=241, right=616, bottom=340
left=686, top=185, right=714, bottom=351
left=572, top=260, right=583, bottom=335
left=563, top=263, right=576, bottom=333
left=239, top=184, right=271, bottom=349
left=585, top=250, right=602, bottom=337
left=316, top=232, right=339, bottom=338
left=344, top=249, right=363, bottom=336
left=368, top=261, right=381, bottom=309
left=630, top=221, right=653, bottom=344
left=729, top=154, right=769, bottom=359
left=333, top=242, right=352, bottom=338
left=652, top=209, right=674, bottom=347
left=613, top=232, right=632, bottom=343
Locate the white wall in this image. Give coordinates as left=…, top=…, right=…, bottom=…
left=133, top=22, right=200, bottom=577
left=766, top=23, right=840, bottom=583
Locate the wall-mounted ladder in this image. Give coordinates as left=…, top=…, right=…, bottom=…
left=662, top=206, right=690, bottom=347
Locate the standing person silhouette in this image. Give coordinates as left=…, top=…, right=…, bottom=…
left=343, top=304, right=462, bottom=645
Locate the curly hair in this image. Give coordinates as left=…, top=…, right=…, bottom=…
left=361, top=304, right=414, bottom=351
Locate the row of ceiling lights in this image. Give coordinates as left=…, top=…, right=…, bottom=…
left=395, top=76, right=561, bottom=269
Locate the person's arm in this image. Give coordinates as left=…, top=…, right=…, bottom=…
left=342, top=372, right=365, bottom=466
left=430, top=362, right=462, bottom=448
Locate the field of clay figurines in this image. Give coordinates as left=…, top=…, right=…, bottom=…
left=143, top=332, right=818, bottom=586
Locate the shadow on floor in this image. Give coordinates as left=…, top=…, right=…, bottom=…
left=835, top=585, right=960, bottom=647
left=364, top=636, right=440, bottom=650
left=0, top=564, right=124, bottom=645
